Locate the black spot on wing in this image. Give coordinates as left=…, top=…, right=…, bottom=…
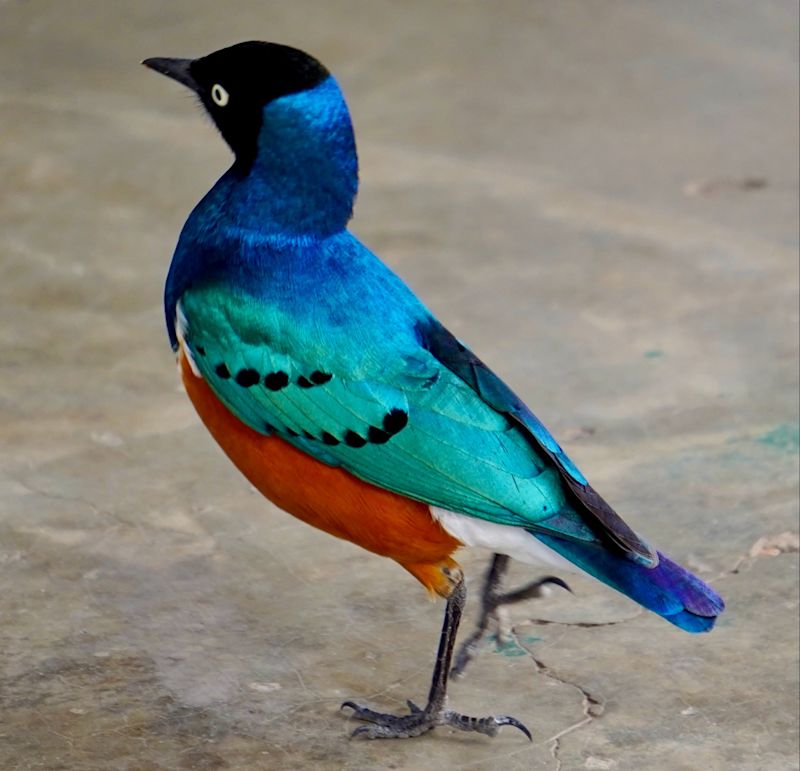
left=310, top=370, right=332, bottom=385
left=235, top=368, right=260, bottom=387
left=215, top=363, right=231, bottom=379
left=296, top=371, right=332, bottom=388
left=321, top=431, right=340, bottom=445
left=264, top=371, right=289, bottom=391
left=383, top=409, right=408, bottom=435
left=344, top=430, right=367, bottom=448
left=367, top=426, right=391, bottom=444
left=196, top=345, right=206, bottom=356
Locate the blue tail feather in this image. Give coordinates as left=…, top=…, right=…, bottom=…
left=535, top=534, right=725, bottom=633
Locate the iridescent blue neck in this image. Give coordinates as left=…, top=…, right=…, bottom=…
left=209, top=77, right=358, bottom=239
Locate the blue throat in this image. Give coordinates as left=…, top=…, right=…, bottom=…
left=165, top=76, right=359, bottom=346
left=231, top=76, right=359, bottom=236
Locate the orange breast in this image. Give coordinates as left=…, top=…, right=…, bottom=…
left=179, top=350, right=461, bottom=596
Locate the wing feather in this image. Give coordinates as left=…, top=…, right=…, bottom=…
left=178, top=283, right=644, bottom=556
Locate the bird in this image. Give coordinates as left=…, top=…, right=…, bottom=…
left=143, top=41, right=724, bottom=741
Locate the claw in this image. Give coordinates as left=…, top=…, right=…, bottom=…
left=350, top=724, right=373, bottom=740
left=539, top=575, right=573, bottom=594
left=341, top=701, right=398, bottom=727
left=406, top=699, right=424, bottom=714
left=496, top=715, right=533, bottom=741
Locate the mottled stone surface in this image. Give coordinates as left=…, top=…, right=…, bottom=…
left=1, top=2, right=797, bottom=769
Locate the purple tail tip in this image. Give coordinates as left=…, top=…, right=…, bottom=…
left=535, top=535, right=725, bottom=633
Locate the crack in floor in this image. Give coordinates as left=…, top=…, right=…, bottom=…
left=537, top=657, right=604, bottom=771
left=523, top=610, right=643, bottom=629
left=512, top=625, right=605, bottom=771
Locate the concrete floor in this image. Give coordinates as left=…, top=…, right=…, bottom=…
left=1, top=2, right=798, bottom=769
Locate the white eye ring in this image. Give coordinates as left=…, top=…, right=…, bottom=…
left=211, top=84, right=229, bottom=107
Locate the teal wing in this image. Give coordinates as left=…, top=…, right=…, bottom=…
left=178, top=282, right=642, bottom=552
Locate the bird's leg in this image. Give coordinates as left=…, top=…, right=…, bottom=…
left=341, top=578, right=531, bottom=740
left=450, top=554, right=571, bottom=678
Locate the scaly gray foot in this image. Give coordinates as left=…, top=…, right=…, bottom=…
left=340, top=576, right=532, bottom=741
left=341, top=698, right=531, bottom=740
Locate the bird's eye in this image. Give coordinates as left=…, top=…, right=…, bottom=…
left=211, top=84, right=229, bottom=107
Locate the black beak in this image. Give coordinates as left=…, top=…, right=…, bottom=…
left=142, top=57, right=199, bottom=92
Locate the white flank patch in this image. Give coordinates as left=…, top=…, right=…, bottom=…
left=175, top=301, right=201, bottom=377
left=431, top=506, right=589, bottom=577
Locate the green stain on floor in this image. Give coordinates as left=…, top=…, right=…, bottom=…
left=644, top=349, right=665, bottom=358
left=757, top=423, right=799, bottom=453
left=490, top=636, right=528, bottom=657
left=489, top=634, right=542, bottom=656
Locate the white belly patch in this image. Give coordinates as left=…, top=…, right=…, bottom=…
left=430, top=507, right=587, bottom=576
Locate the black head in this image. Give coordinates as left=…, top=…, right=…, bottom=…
left=143, top=42, right=329, bottom=171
